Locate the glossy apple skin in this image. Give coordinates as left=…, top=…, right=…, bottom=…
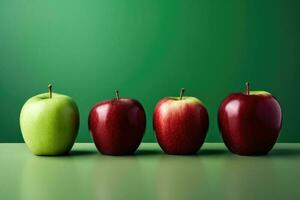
left=218, top=93, right=282, bottom=155
left=20, top=93, right=79, bottom=156
left=153, top=97, right=209, bottom=155
left=89, top=98, right=146, bottom=155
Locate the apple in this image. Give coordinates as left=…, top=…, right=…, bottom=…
left=20, top=84, right=80, bottom=156
left=218, top=82, right=282, bottom=155
left=88, top=90, right=146, bottom=155
left=153, top=88, right=209, bottom=154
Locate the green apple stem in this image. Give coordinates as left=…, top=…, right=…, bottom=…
left=245, top=82, right=250, bottom=95
left=115, top=90, right=120, bottom=100
left=48, top=84, right=52, bottom=99
left=179, top=88, right=185, bottom=100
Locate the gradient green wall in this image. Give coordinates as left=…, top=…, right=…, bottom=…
left=0, top=0, right=299, bottom=142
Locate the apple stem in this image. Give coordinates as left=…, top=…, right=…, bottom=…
left=48, top=84, right=52, bottom=99
left=245, top=82, right=250, bottom=95
left=115, top=90, right=120, bottom=100
left=179, top=88, right=185, bottom=100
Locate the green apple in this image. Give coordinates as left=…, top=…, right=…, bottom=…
left=20, top=84, right=79, bottom=156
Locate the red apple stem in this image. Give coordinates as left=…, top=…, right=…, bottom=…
left=179, top=88, right=185, bottom=100
left=48, top=84, right=52, bottom=99
left=245, top=82, right=250, bottom=95
left=115, top=90, right=120, bottom=100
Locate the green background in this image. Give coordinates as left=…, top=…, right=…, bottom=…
left=0, top=0, right=299, bottom=143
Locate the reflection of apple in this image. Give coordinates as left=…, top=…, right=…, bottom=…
left=219, top=156, right=278, bottom=199
left=156, top=156, right=212, bottom=199
left=153, top=88, right=209, bottom=154
left=92, top=156, right=145, bottom=199
left=89, top=90, right=146, bottom=155
left=20, top=84, right=79, bottom=155
left=218, top=82, right=282, bottom=155
left=21, top=156, right=82, bottom=200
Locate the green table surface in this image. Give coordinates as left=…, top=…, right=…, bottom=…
left=1, top=143, right=300, bottom=200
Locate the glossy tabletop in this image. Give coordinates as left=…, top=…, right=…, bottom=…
left=1, top=143, right=300, bottom=200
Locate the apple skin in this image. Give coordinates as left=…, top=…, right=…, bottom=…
left=20, top=93, right=80, bottom=156
left=218, top=91, right=282, bottom=155
left=153, top=97, right=209, bottom=155
left=89, top=98, right=146, bottom=155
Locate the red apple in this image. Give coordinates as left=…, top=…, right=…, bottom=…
left=153, top=88, right=209, bottom=154
left=218, top=82, right=282, bottom=155
left=89, top=90, right=146, bottom=155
